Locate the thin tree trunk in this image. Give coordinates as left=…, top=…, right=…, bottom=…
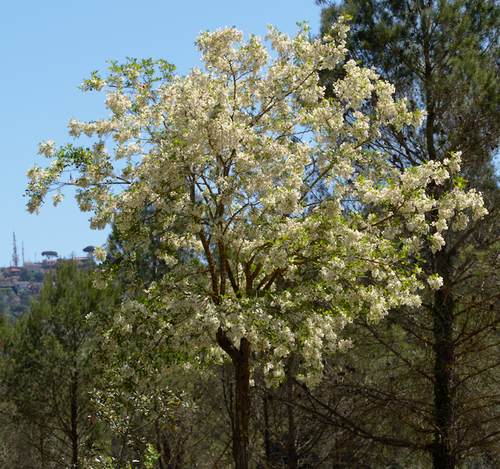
left=155, top=421, right=165, bottom=469
left=71, top=369, right=79, bottom=468
left=286, top=360, right=298, bottom=469
left=40, top=428, right=46, bottom=469
left=263, top=394, right=271, bottom=465
left=217, top=327, right=251, bottom=469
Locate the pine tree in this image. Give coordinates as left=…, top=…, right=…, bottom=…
left=315, top=1, right=500, bottom=467
left=5, top=260, right=119, bottom=468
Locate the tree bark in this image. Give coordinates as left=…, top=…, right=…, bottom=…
left=155, top=421, right=166, bottom=469
left=216, top=327, right=251, bottom=469
left=432, top=256, right=456, bottom=469
left=263, top=394, right=271, bottom=465
left=71, top=369, right=79, bottom=468
left=286, top=360, right=298, bottom=469
left=39, top=428, right=46, bottom=469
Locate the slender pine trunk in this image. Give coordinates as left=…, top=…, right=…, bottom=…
left=71, top=369, right=79, bottom=468
left=40, top=428, right=46, bottom=469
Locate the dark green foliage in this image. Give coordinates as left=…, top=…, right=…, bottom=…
left=41, top=251, right=58, bottom=259
left=18, top=266, right=44, bottom=284
left=2, top=260, right=120, bottom=468
left=104, top=211, right=203, bottom=296
left=0, top=288, right=32, bottom=320
left=317, top=0, right=500, bottom=171
left=105, top=220, right=169, bottom=291
left=19, top=267, right=30, bottom=282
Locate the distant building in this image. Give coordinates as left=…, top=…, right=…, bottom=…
left=23, top=262, right=43, bottom=273
left=3, top=266, right=21, bottom=278
left=13, top=281, right=30, bottom=292
left=75, top=257, right=93, bottom=269
left=42, top=259, right=58, bottom=270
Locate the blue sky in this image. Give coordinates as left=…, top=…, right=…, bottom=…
left=1, top=0, right=322, bottom=267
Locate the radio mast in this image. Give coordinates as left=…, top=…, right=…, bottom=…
left=12, top=232, right=19, bottom=268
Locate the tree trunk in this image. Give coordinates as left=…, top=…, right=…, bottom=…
left=71, top=369, right=79, bottom=468
left=155, top=421, right=165, bottom=469
left=39, top=428, right=46, bottom=469
left=217, top=327, right=251, bottom=469
left=432, top=260, right=456, bottom=469
left=286, top=360, right=298, bottom=469
left=263, top=394, right=271, bottom=465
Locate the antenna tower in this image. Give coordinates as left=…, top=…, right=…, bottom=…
left=12, top=232, right=19, bottom=268
left=22, top=241, right=25, bottom=265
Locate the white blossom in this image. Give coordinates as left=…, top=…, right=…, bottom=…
left=38, top=140, right=56, bottom=157
left=94, top=247, right=107, bottom=262
left=427, top=275, right=444, bottom=290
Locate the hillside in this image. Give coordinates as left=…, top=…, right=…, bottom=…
left=0, top=257, right=94, bottom=320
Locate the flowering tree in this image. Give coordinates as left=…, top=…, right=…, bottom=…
left=27, top=20, right=486, bottom=469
